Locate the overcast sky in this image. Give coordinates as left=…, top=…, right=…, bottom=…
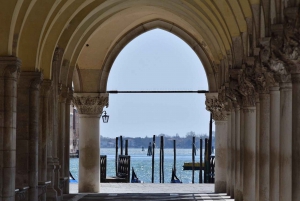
left=100, top=29, right=213, bottom=138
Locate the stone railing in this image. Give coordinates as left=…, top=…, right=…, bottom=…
left=38, top=181, right=51, bottom=201
left=15, top=186, right=29, bottom=201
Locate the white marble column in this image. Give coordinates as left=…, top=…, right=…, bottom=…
left=243, top=106, right=256, bottom=201
left=279, top=82, right=292, bottom=201
left=270, top=85, right=280, bottom=201
left=234, top=106, right=241, bottom=201
left=17, top=72, right=43, bottom=201
left=0, top=57, right=21, bottom=201
left=230, top=109, right=235, bottom=198
left=259, top=93, right=270, bottom=201
left=205, top=93, right=227, bottom=193
left=73, top=93, right=108, bottom=193
left=226, top=111, right=231, bottom=196
left=291, top=73, right=300, bottom=201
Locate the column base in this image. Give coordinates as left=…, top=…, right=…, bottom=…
left=47, top=163, right=58, bottom=201
left=215, top=181, right=226, bottom=193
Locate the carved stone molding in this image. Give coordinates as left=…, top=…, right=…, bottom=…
left=58, top=84, right=68, bottom=103
left=0, top=57, right=21, bottom=80
left=73, top=93, right=109, bottom=115
left=205, top=93, right=227, bottom=121
left=237, top=72, right=256, bottom=107
left=41, top=80, right=52, bottom=97
left=66, top=88, right=73, bottom=105
left=18, top=71, right=43, bottom=91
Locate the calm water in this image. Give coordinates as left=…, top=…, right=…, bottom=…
left=70, top=148, right=204, bottom=183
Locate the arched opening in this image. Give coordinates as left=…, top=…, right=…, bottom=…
left=98, top=29, right=214, bottom=184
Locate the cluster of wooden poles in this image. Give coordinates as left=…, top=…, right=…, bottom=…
left=113, top=114, right=214, bottom=183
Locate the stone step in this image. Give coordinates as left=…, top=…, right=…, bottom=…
left=63, top=193, right=234, bottom=201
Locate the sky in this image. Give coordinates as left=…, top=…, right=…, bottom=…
left=100, top=29, right=213, bottom=138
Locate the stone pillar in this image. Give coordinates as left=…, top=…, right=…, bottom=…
left=16, top=72, right=43, bottom=201
left=230, top=109, right=235, bottom=198
left=205, top=93, right=227, bottom=193
left=259, top=93, right=270, bottom=201
left=63, top=89, right=73, bottom=194
left=279, top=81, right=292, bottom=201
left=73, top=93, right=109, bottom=193
left=270, top=85, right=280, bottom=201
left=45, top=83, right=58, bottom=201
left=243, top=106, right=256, bottom=201
left=215, top=120, right=228, bottom=193
left=255, top=98, right=260, bottom=201
left=234, top=106, right=241, bottom=201
left=0, top=57, right=20, bottom=201
left=226, top=110, right=231, bottom=196
left=239, top=108, right=244, bottom=200
left=38, top=80, right=52, bottom=201
left=291, top=73, right=300, bottom=201
left=58, top=86, right=67, bottom=180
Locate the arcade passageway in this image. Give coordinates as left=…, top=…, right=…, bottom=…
left=1, top=1, right=300, bottom=201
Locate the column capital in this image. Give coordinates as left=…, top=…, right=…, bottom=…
left=0, top=56, right=21, bottom=79
left=18, top=71, right=43, bottom=90
left=205, top=93, right=227, bottom=121
left=41, top=79, right=52, bottom=97
left=66, top=88, right=73, bottom=105
left=58, top=84, right=68, bottom=103
left=73, top=93, right=108, bottom=115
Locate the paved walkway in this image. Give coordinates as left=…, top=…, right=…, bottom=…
left=66, top=184, right=235, bottom=200
left=70, top=183, right=215, bottom=194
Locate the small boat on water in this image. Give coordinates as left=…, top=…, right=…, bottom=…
left=69, top=171, right=78, bottom=183
left=131, top=167, right=142, bottom=183
left=171, top=168, right=182, bottom=183
left=182, top=162, right=203, bottom=170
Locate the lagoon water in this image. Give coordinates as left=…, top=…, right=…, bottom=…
left=70, top=148, right=204, bottom=183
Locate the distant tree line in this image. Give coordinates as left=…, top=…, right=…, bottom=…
left=100, top=131, right=215, bottom=149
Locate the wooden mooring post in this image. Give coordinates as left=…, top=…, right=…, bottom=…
left=120, top=135, right=123, bottom=155
left=173, top=140, right=176, bottom=175
left=159, top=136, right=164, bottom=183
left=199, top=138, right=203, bottom=183
left=125, top=139, right=128, bottom=155
left=151, top=135, right=155, bottom=183
left=115, top=137, right=119, bottom=175
left=192, top=136, right=195, bottom=184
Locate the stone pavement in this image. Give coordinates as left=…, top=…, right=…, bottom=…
left=65, top=183, right=235, bottom=200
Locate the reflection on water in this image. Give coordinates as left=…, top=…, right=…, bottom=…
left=70, top=148, right=204, bottom=183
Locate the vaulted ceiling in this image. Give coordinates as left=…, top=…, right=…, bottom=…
left=2, top=0, right=282, bottom=92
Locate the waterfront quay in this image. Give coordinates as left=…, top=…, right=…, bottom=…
left=65, top=183, right=234, bottom=200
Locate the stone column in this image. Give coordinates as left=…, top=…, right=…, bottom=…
left=234, top=106, right=241, bottom=201
left=239, top=107, right=244, bottom=200
left=230, top=109, right=235, bottom=198
left=38, top=80, right=52, bottom=201
left=226, top=110, right=231, bottom=196
left=205, top=93, right=227, bottom=193
left=45, top=83, right=58, bottom=201
left=63, top=89, right=73, bottom=194
left=255, top=97, right=260, bottom=201
left=243, top=106, right=256, bottom=201
left=259, top=93, right=270, bottom=201
left=270, top=85, right=280, bottom=201
left=58, top=86, right=68, bottom=180
left=0, top=57, right=21, bottom=201
left=73, top=93, right=109, bottom=193
left=279, top=81, right=292, bottom=201
left=291, top=73, right=300, bottom=201
left=16, top=72, right=43, bottom=201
